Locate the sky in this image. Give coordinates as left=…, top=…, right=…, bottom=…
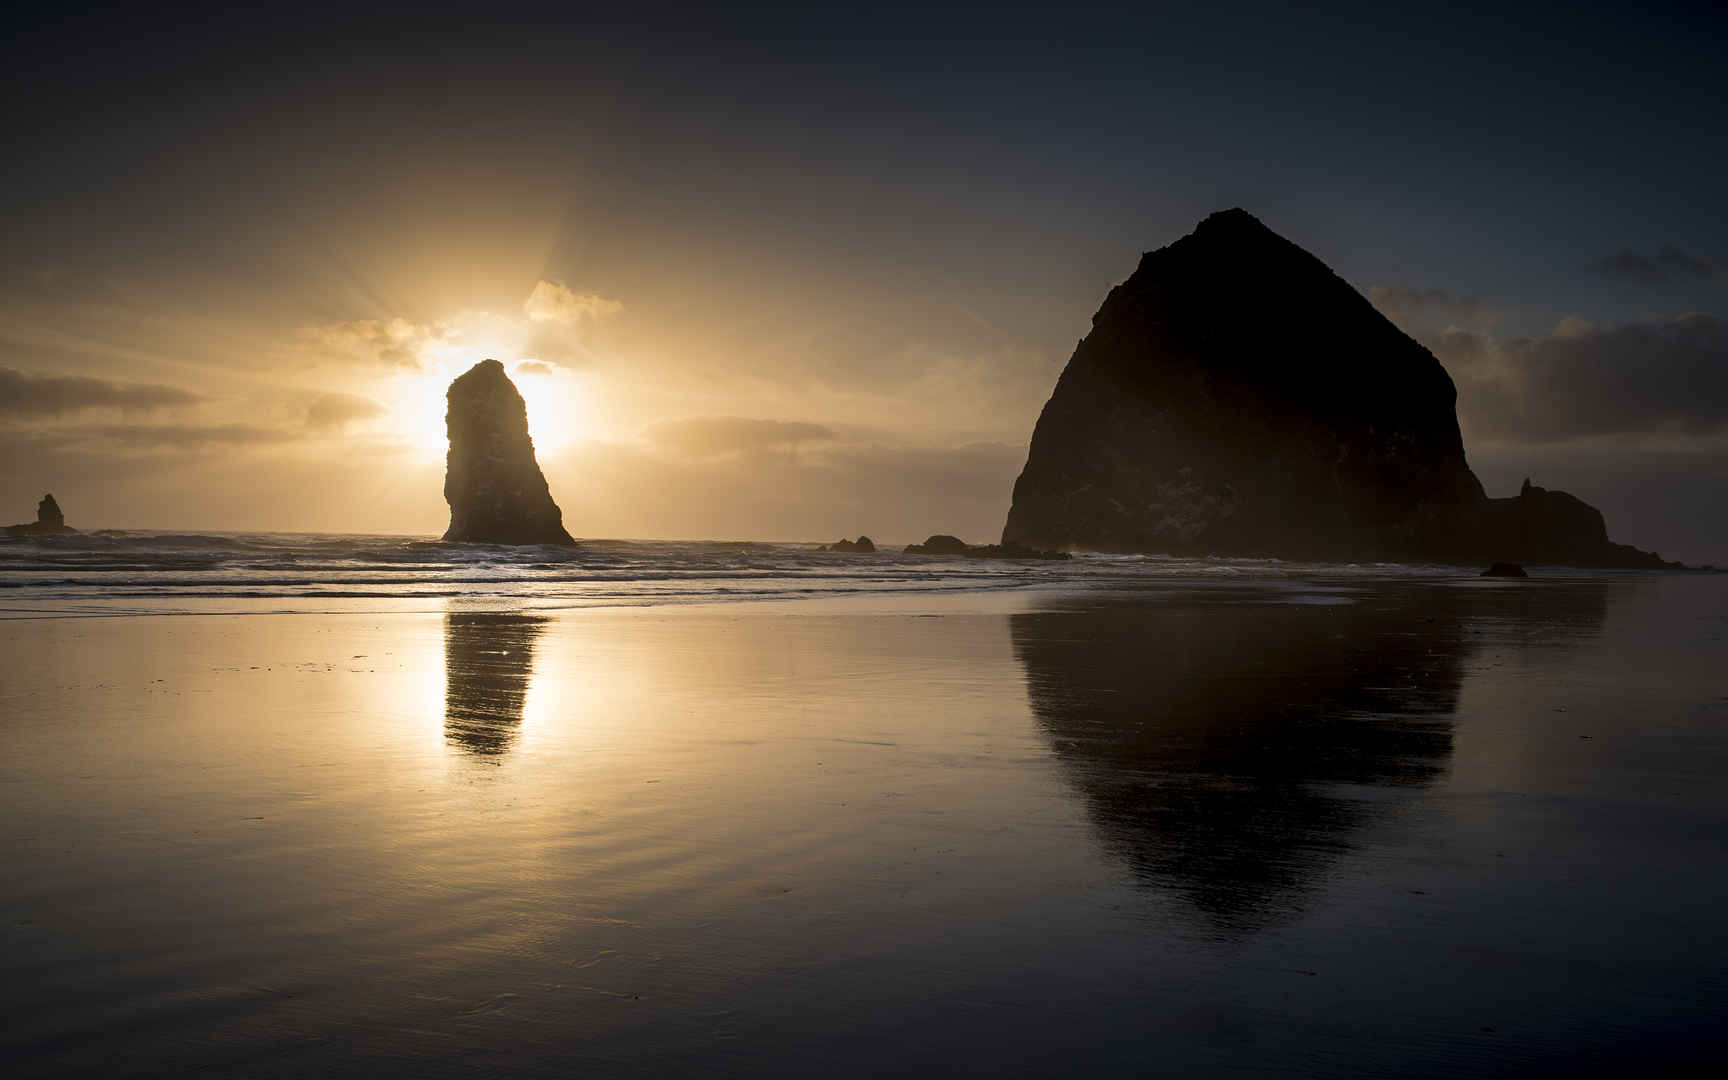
left=2, top=1, right=1725, bottom=563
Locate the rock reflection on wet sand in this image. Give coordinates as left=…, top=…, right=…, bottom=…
left=444, top=612, right=547, bottom=756
left=1011, top=582, right=1607, bottom=934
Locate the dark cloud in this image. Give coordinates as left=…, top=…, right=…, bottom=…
left=81, top=424, right=300, bottom=450
left=646, top=416, right=836, bottom=457
left=0, top=265, right=125, bottom=307
left=1426, top=326, right=1487, bottom=363
left=1366, top=286, right=1485, bottom=322
left=1438, top=313, right=1728, bottom=443
left=0, top=365, right=201, bottom=417
left=306, top=392, right=385, bottom=431
left=1594, top=250, right=1724, bottom=285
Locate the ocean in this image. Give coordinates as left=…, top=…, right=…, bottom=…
left=0, top=531, right=1465, bottom=615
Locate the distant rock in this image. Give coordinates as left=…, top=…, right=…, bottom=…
left=820, top=535, right=877, bottom=553
left=1002, top=209, right=1678, bottom=569
left=1472, top=478, right=1669, bottom=568
left=5, top=493, right=78, bottom=536
left=965, top=542, right=1071, bottom=561
left=1481, top=562, right=1529, bottom=578
left=904, top=534, right=1069, bottom=560
left=441, top=359, right=576, bottom=545
left=904, top=534, right=971, bottom=556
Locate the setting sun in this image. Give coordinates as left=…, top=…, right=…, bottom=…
left=387, top=343, right=589, bottom=463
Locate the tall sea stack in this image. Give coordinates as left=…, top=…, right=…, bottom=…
left=1003, top=210, right=1671, bottom=567
left=442, top=359, right=576, bottom=545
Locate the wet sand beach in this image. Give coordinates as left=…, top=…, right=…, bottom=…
left=2, top=572, right=1725, bottom=1076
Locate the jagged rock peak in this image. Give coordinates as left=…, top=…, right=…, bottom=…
left=441, top=359, right=575, bottom=545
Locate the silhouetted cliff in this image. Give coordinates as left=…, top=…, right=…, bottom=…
left=1002, top=210, right=1673, bottom=568
left=442, top=359, right=575, bottom=545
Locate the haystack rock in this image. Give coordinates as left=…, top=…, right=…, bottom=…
left=1002, top=209, right=1673, bottom=568
left=5, top=493, right=78, bottom=536
left=442, top=359, right=575, bottom=545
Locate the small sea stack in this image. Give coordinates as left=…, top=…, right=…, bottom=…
left=442, top=359, right=576, bottom=545
left=905, top=534, right=971, bottom=555
left=820, top=536, right=877, bottom=552
left=904, top=534, right=1069, bottom=560
left=1481, top=562, right=1529, bottom=578
left=5, top=493, right=78, bottom=536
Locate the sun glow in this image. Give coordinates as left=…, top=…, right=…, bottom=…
left=388, top=345, right=589, bottom=464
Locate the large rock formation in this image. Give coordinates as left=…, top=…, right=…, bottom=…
left=5, top=494, right=78, bottom=536
left=1003, top=209, right=1673, bottom=567
left=442, top=359, right=575, bottom=545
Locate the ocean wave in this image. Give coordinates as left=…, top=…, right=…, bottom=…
left=0, top=530, right=1468, bottom=610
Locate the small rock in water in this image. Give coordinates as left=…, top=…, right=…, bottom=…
left=904, top=534, right=971, bottom=556
left=904, top=533, right=1068, bottom=560
left=5, top=493, right=79, bottom=536
left=1481, top=562, right=1529, bottom=578
left=820, top=536, right=877, bottom=553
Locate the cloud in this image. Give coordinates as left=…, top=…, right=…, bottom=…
left=513, top=360, right=557, bottom=378
left=1429, top=313, right=1728, bottom=443
left=0, top=365, right=202, bottom=417
left=645, top=416, right=836, bottom=457
left=306, top=392, right=386, bottom=432
left=79, top=424, right=300, bottom=450
left=296, top=318, right=443, bottom=368
left=522, top=322, right=591, bottom=366
left=523, top=281, right=623, bottom=324
left=1594, top=250, right=1724, bottom=285
left=1366, top=286, right=1485, bottom=322
left=517, top=282, right=624, bottom=367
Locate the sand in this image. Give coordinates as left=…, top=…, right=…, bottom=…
left=2, top=576, right=1725, bottom=1076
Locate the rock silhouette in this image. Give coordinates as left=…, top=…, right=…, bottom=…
left=904, top=534, right=971, bottom=555
left=1003, top=209, right=1674, bottom=568
left=442, top=359, right=575, bottom=545
left=5, top=493, right=78, bottom=536
left=903, top=533, right=1069, bottom=560
left=820, top=536, right=876, bottom=552
left=1477, top=478, right=1661, bottom=567
left=1482, top=562, right=1529, bottom=578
